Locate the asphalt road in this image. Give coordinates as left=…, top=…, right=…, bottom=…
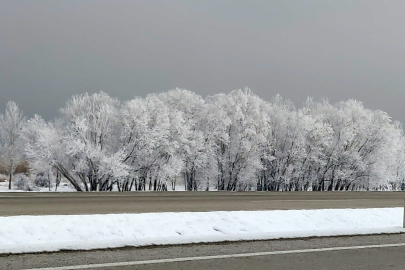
left=2, top=234, right=405, bottom=270
left=1, top=191, right=404, bottom=216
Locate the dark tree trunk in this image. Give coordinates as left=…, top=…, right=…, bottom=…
left=8, top=173, right=12, bottom=190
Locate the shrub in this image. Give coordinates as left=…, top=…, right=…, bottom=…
left=14, top=174, right=36, bottom=191
left=34, top=174, right=50, bottom=188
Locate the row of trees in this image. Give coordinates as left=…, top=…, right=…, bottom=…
left=1, top=89, right=405, bottom=191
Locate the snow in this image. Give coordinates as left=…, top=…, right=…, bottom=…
left=0, top=208, right=403, bottom=254
left=0, top=181, right=76, bottom=192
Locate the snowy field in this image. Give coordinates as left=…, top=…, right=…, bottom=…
left=0, top=208, right=403, bottom=254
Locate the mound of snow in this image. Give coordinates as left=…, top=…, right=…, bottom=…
left=0, top=208, right=403, bottom=254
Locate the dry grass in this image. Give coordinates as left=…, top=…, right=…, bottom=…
left=0, top=161, right=30, bottom=175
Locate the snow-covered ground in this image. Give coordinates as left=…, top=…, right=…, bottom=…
left=0, top=180, right=76, bottom=192
left=0, top=208, right=403, bottom=254
left=0, top=179, right=192, bottom=192
left=0, top=185, right=76, bottom=192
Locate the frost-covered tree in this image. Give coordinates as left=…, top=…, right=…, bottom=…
left=258, top=95, right=307, bottom=191
left=157, top=89, right=208, bottom=190
left=389, top=127, right=405, bottom=190
left=24, top=92, right=128, bottom=191
left=207, top=89, right=270, bottom=191
left=23, top=115, right=66, bottom=190
left=299, top=99, right=404, bottom=191
left=58, top=92, right=129, bottom=191
left=0, top=101, right=25, bottom=189
left=20, top=89, right=405, bottom=192
left=121, top=94, right=184, bottom=191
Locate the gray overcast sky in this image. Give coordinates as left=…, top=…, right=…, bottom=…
left=1, top=0, right=404, bottom=122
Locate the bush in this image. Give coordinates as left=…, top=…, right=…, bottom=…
left=34, top=174, right=50, bottom=188
left=14, top=174, right=36, bottom=191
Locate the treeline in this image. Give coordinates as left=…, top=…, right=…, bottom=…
left=1, top=89, right=404, bottom=191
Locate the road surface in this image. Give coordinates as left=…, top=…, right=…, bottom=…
left=1, top=191, right=403, bottom=216
left=2, top=234, right=405, bottom=270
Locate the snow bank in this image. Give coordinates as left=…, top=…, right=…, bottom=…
left=0, top=208, right=403, bottom=254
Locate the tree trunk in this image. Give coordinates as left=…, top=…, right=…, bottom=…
left=55, top=172, right=60, bottom=192
left=8, top=173, right=12, bottom=190
left=48, top=171, right=51, bottom=191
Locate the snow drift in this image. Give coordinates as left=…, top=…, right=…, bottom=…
left=0, top=208, right=403, bottom=254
